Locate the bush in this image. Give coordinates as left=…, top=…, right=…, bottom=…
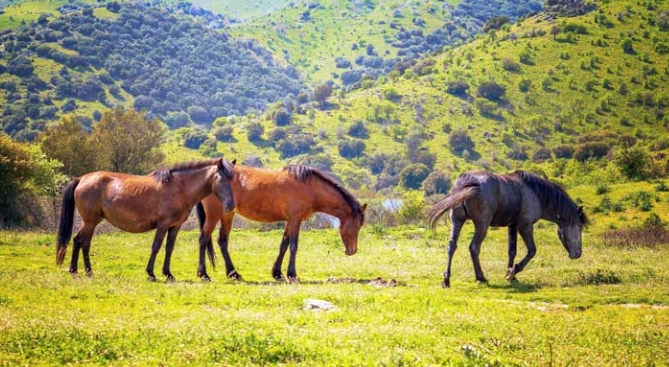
left=182, top=128, right=209, bottom=149
left=574, top=142, right=609, bottom=161
left=601, top=212, right=669, bottom=248
left=449, top=130, right=475, bottom=156
left=477, top=81, right=506, bottom=101
left=422, top=170, right=451, bottom=196
left=338, top=139, right=366, bottom=159
left=399, top=163, right=430, bottom=190
left=552, top=144, right=575, bottom=159
left=213, top=126, right=235, bottom=142
left=246, top=122, right=264, bottom=142
left=347, top=120, right=369, bottom=138
left=445, top=80, right=469, bottom=97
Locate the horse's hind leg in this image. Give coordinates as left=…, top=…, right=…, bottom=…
left=443, top=216, right=464, bottom=288
left=505, top=226, right=518, bottom=282
left=146, top=227, right=168, bottom=281
left=79, top=225, right=96, bottom=277
left=70, top=224, right=95, bottom=276
left=513, top=225, right=537, bottom=277
left=468, top=223, right=489, bottom=284
left=162, top=226, right=180, bottom=282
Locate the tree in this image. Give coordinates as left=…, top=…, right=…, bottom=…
left=0, top=133, right=33, bottom=227
left=614, top=146, right=650, bottom=180
left=40, top=116, right=97, bottom=177
left=313, top=83, right=333, bottom=108
left=422, top=170, right=451, bottom=196
left=477, top=81, right=506, bottom=101
left=246, top=122, right=264, bottom=142
left=399, top=163, right=430, bottom=190
left=449, top=130, right=475, bottom=156
left=92, top=108, right=165, bottom=174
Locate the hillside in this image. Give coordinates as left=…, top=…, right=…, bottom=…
left=157, top=0, right=669, bottom=195
left=0, top=2, right=304, bottom=140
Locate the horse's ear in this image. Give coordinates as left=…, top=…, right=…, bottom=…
left=360, top=203, right=367, bottom=213
left=578, top=205, right=584, bottom=212
left=231, top=159, right=237, bottom=166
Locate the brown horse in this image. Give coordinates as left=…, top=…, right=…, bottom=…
left=195, top=164, right=367, bottom=282
left=56, top=158, right=236, bottom=281
left=427, top=170, right=589, bottom=288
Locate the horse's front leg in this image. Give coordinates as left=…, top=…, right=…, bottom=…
left=146, top=227, right=168, bottom=281
left=162, top=225, right=181, bottom=282
left=218, top=215, right=242, bottom=280
left=513, top=225, right=537, bottom=277
left=505, top=226, right=518, bottom=282
left=285, top=229, right=301, bottom=284
left=271, top=228, right=290, bottom=282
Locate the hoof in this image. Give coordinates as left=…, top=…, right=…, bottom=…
left=201, top=275, right=212, bottom=283
left=147, top=276, right=158, bottom=282
left=165, top=275, right=176, bottom=283
left=85, top=269, right=93, bottom=277
left=442, top=278, right=450, bottom=288
left=227, top=270, right=243, bottom=280
left=505, top=267, right=516, bottom=282
left=475, top=277, right=488, bottom=284
left=287, top=276, right=300, bottom=284
left=274, top=274, right=287, bottom=283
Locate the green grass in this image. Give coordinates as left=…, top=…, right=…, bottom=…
left=1, top=215, right=668, bottom=366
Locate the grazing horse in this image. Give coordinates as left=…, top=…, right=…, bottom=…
left=427, top=170, right=588, bottom=288
left=195, top=164, right=367, bottom=282
left=56, top=158, right=236, bottom=281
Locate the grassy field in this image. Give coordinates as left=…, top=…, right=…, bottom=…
left=1, top=216, right=668, bottom=366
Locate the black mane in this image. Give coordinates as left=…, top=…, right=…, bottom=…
left=284, top=165, right=363, bottom=221
left=513, top=170, right=589, bottom=226
left=151, top=158, right=221, bottom=184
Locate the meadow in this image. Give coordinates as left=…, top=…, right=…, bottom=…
left=1, top=217, right=668, bottom=366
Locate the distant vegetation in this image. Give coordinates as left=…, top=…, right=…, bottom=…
left=0, top=2, right=305, bottom=140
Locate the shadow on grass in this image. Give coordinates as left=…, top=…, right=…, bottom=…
left=486, top=281, right=542, bottom=293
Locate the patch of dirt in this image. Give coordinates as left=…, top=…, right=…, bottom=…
left=326, top=277, right=407, bottom=287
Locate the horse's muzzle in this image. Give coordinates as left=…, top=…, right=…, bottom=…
left=223, top=202, right=235, bottom=212
left=569, top=250, right=582, bottom=259
left=345, top=248, right=357, bottom=256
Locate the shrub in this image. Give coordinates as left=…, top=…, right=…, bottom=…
left=574, top=142, right=609, bottom=161
left=601, top=212, right=669, bottom=248
left=182, top=128, right=209, bottom=149
left=477, top=81, right=506, bottom=101
left=246, top=122, right=264, bottom=142
left=445, top=80, right=469, bottom=97
left=422, top=170, right=451, bottom=196
left=399, top=163, right=430, bottom=190
left=213, top=126, right=235, bottom=142
left=552, top=144, right=575, bottom=159
left=449, top=130, right=475, bottom=156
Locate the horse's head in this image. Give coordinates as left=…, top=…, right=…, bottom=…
left=212, top=158, right=236, bottom=212
left=557, top=206, right=588, bottom=259
left=339, top=203, right=367, bottom=256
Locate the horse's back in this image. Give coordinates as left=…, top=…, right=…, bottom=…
left=453, top=170, right=538, bottom=227
left=74, top=171, right=166, bottom=232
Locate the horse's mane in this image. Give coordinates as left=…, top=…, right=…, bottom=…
left=151, top=159, right=221, bottom=184
left=513, top=170, right=589, bottom=226
left=284, top=165, right=364, bottom=221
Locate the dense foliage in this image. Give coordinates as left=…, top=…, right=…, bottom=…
left=0, top=3, right=305, bottom=140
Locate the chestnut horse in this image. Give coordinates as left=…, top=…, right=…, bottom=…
left=195, top=164, right=367, bottom=282
left=427, top=170, right=589, bottom=288
left=56, top=158, right=236, bottom=281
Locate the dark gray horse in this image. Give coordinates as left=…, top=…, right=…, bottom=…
left=427, top=170, right=589, bottom=288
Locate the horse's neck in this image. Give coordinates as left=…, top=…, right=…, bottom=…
left=174, top=167, right=215, bottom=206
left=314, top=185, right=352, bottom=221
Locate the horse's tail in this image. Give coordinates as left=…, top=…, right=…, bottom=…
left=427, top=185, right=481, bottom=229
left=196, top=202, right=216, bottom=270
left=56, top=178, right=80, bottom=266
